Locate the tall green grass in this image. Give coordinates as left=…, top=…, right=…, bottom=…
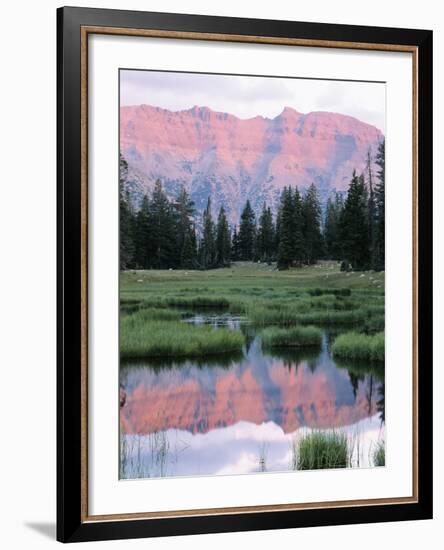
left=363, top=315, right=385, bottom=334
left=124, top=307, right=182, bottom=322
left=261, top=326, right=322, bottom=348
left=295, top=431, right=348, bottom=470
left=120, top=316, right=245, bottom=359
left=373, top=441, right=385, bottom=467
left=248, top=304, right=368, bottom=326
left=332, top=331, right=384, bottom=361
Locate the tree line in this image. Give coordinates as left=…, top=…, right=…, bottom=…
left=120, top=139, right=385, bottom=272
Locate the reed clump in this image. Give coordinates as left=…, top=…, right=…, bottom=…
left=295, top=431, right=348, bottom=470
left=121, top=313, right=245, bottom=359
left=332, top=331, right=384, bottom=362
left=373, top=441, right=385, bottom=467
left=261, top=326, right=322, bottom=348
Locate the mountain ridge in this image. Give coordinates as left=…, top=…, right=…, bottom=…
left=120, top=103, right=384, bottom=225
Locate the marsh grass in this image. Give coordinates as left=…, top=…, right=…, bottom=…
left=120, top=430, right=174, bottom=479
left=247, top=304, right=368, bottom=326
left=261, top=326, right=322, bottom=348
left=332, top=331, right=385, bottom=362
left=258, top=442, right=268, bottom=472
left=120, top=264, right=384, bottom=322
left=120, top=317, right=245, bottom=359
left=125, top=307, right=182, bottom=322
left=373, top=440, right=385, bottom=467
left=363, top=314, right=385, bottom=334
left=295, top=431, right=348, bottom=470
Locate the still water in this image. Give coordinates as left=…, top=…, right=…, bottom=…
left=119, top=313, right=385, bottom=479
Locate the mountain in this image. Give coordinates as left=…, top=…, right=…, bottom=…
left=120, top=104, right=383, bottom=226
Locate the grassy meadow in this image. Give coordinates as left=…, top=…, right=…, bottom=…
left=120, top=261, right=385, bottom=362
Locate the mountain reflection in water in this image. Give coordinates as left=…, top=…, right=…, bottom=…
left=120, top=318, right=385, bottom=479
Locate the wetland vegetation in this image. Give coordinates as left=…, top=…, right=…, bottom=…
left=119, top=262, right=385, bottom=479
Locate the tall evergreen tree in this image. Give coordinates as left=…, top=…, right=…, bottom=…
left=199, top=197, right=216, bottom=268
left=374, top=139, right=385, bottom=271
left=277, top=187, right=295, bottom=270
left=340, top=171, right=370, bottom=270
left=216, top=206, right=231, bottom=267
left=238, top=200, right=256, bottom=261
left=324, top=196, right=336, bottom=260
left=292, top=187, right=305, bottom=265
left=134, top=194, right=152, bottom=268
left=119, top=154, right=135, bottom=270
left=302, top=183, right=324, bottom=264
left=366, top=148, right=377, bottom=269
left=324, top=192, right=344, bottom=259
left=256, top=203, right=275, bottom=263
left=181, top=224, right=198, bottom=269
left=231, top=226, right=240, bottom=261
left=149, top=179, right=176, bottom=268
left=174, top=187, right=197, bottom=268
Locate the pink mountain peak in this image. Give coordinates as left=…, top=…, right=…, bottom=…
left=120, top=103, right=384, bottom=225
left=278, top=106, right=302, bottom=117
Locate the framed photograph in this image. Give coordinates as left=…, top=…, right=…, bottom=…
left=57, top=6, right=433, bottom=543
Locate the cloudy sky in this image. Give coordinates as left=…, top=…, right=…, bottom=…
left=120, top=69, right=385, bottom=133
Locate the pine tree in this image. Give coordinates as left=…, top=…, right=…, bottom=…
left=340, top=171, right=370, bottom=270
left=149, top=179, right=176, bottom=269
left=366, top=148, right=377, bottom=269
left=324, top=197, right=336, bottom=260
left=231, top=226, right=240, bottom=261
left=324, top=192, right=344, bottom=260
left=174, top=187, right=197, bottom=268
left=134, top=194, right=152, bottom=268
left=216, top=206, right=231, bottom=267
left=256, top=203, right=275, bottom=263
left=200, top=197, right=216, bottom=269
left=292, top=187, right=305, bottom=265
left=277, top=187, right=295, bottom=270
left=374, top=139, right=385, bottom=271
left=119, top=154, right=135, bottom=270
left=302, top=183, right=324, bottom=264
left=180, top=225, right=198, bottom=269
left=238, top=200, right=256, bottom=261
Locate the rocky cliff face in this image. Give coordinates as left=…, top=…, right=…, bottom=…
left=120, top=104, right=383, bottom=225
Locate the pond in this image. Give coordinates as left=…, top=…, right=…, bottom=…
left=119, top=312, right=385, bottom=479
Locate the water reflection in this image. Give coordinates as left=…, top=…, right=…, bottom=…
left=120, top=315, right=385, bottom=479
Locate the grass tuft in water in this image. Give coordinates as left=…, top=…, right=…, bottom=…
left=373, top=441, right=385, bottom=467
left=332, top=331, right=384, bottom=362
left=296, top=431, right=348, bottom=470
left=261, top=326, right=322, bottom=348
left=120, top=315, right=245, bottom=359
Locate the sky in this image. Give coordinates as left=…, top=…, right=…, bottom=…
left=120, top=69, right=385, bottom=133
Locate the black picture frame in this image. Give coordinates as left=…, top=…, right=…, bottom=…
left=57, top=6, right=433, bottom=543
